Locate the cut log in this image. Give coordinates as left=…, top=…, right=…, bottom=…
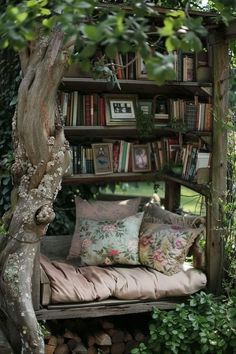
left=48, top=335, right=58, bottom=347
left=54, top=343, right=70, bottom=354
left=133, top=330, right=145, bottom=342
left=86, top=335, right=96, bottom=347
left=94, top=331, right=112, bottom=346
left=100, top=320, right=114, bottom=330
left=67, top=338, right=82, bottom=351
left=87, top=347, right=98, bottom=354
left=97, top=345, right=110, bottom=353
left=109, top=329, right=124, bottom=343
left=123, top=331, right=133, bottom=342
left=111, top=342, right=125, bottom=354
left=45, top=344, right=56, bottom=354
left=72, top=342, right=88, bottom=354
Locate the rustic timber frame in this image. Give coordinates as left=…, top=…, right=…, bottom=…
left=29, top=16, right=235, bottom=322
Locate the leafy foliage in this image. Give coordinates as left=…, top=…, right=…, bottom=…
left=0, top=0, right=212, bottom=85
left=0, top=48, right=20, bottom=217
left=131, top=291, right=236, bottom=354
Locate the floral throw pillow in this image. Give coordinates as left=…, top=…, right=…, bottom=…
left=79, top=212, right=144, bottom=266
left=139, top=223, right=205, bottom=275
left=68, top=196, right=141, bottom=259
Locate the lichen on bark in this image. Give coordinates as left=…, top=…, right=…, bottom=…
left=0, top=27, right=73, bottom=353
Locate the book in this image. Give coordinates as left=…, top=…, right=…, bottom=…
left=182, top=53, right=195, bottom=82
left=113, top=140, right=121, bottom=173
left=204, top=103, right=213, bottom=131
left=184, top=101, right=197, bottom=130
left=72, top=91, right=78, bottom=126
left=98, top=96, right=106, bottom=126
left=84, top=95, right=92, bottom=126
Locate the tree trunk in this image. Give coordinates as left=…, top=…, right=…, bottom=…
left=0, top=28, right=71, bottom=353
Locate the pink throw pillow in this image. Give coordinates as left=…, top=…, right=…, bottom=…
left=68, top=196, right=141, bottom=259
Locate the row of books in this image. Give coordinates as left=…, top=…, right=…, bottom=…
left=109, top=51, right=202, bottom=82
left=59, top=91, right=213, bottom=132
left=169, top=99, right=213, bottom=131
left=65, top=49, right=210, bottom=83
left=69, top=139, right=211, bottom=184
left=70, top=141, right=135, bottom=175
left=181, top=143, right=211, bottom=182
left=59, top=92, right=106, bottom=127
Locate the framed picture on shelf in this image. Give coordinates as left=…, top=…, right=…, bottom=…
left=105, top=94, right=138, bottom=125
left=136, top=53, right=148, bottom=79
left=138, top=99, right=153, bottom=117
left=92, top=143, right=113, bottom=175
left=132, top=144, right=151, bottom=172
left=153, top=95, right=169, bottom=126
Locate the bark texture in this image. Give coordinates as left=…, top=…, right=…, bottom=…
left=0, top=28, right=71, bottom=353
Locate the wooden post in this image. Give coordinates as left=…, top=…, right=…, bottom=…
left=207, top=32, right=229, bottom=294
left=164, top=181, right=181, bottom=211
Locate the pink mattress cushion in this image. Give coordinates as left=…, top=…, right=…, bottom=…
left=40, top=255, right=207, bottom=304
left=68, top=197, right=141, bottom=259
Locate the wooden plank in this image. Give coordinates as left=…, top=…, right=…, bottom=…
left=61, top=78, right=212, bottom=97
left=40, top=267, right=51, bottom=306
left=164, top=181, right=181, bottom=212
left=35, top=299, right=180, bottom=320
left=62, top=172, right=163, bottom=185
left=207, top=32, right=228, bottom=294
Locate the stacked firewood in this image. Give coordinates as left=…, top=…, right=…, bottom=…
left=44, top=315, right=149, bottom=354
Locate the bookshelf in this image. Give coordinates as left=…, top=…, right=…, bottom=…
left=59, top=32, right=230, bottom=296
left=61, top=63, right=213, bottom=196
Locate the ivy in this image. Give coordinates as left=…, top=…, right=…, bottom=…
left=0, top=47, right=20, bottom=218
left=132, top=291, right=236, bottom=354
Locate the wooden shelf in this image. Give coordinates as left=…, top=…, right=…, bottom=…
left=63, top=172, right=162, bottom=185
left=164, top=174, right=210, bottom=197
left=63, top=172, right=210, bottom=196
left=61, top=78, right=212, bottom=97
left=64, top=126, right=212, bottom=140
left=64, top=126, right=176, bottom=139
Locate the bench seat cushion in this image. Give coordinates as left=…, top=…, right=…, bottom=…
left=40, top=255, right=207, bottom=304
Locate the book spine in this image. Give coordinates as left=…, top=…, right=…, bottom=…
left=84, top=95, right=91, bottom=126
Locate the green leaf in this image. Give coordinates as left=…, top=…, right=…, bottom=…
left=42, top=17, right=56, bottom=28
left=159, top=17, right=174, bottom=37
left=182, top=31, right=202, bottom=52
left=77, top=2, right=93, bottom=9
left=27, top=0, right=48, bottom=7
left=80, top=44, right=96, bottom=58
left=16, top=12, right=28, bottom=23
left=165, top=36, right=180, bottom=52
left=116, top=13, right=124, bottom=34
left=83, top=25, right=103, bottom=42
left=168, top=9, right=185, bottom=19
left=0, top=38, right=9, bottom=49
left=40, top=8, right=51, bottom=16
left=105, top=44, right=118, bottom=59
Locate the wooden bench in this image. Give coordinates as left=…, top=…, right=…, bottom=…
left=35, top=234, right=186, bottom=321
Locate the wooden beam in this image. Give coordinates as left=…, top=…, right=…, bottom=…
left=35, top=299, right=179, bottom=320
left=207, top=33, right=229, bottom=294
left=164, top=181, right=181, bottom=211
